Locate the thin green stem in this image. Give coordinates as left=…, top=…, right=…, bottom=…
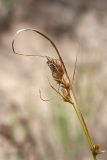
left=72, top=101, right=94, bottom=149
left=68, top=94, right=97, bottom=160
left=93, top=154, right=97, bottom=160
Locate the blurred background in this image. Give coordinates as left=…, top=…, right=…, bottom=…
left=0, top=0, right=107, bottom=160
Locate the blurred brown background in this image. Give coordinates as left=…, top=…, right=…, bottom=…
left=0, top=0, right=107, bottom=160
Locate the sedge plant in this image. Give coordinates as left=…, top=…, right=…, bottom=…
left=12, top=28, right=105, bottom=160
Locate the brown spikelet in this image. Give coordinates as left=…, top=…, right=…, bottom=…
left=47, top=57, right=64, bottom=83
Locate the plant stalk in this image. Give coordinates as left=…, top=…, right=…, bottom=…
left=93, top=154, right=97, bottom=160
left=68, top=93, right=97, bottom=160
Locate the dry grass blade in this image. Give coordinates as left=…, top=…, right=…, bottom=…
left=12, top=28, right=70, bottom=84
left=39, top=89, right=55, bottom=102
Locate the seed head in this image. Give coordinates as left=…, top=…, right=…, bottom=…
left=47, top=57, right=64, bottom=84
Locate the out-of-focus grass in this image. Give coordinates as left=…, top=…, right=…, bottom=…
left=0, top=101, right=87, bottom=160
left=1, top=0, right=16, bottom=7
